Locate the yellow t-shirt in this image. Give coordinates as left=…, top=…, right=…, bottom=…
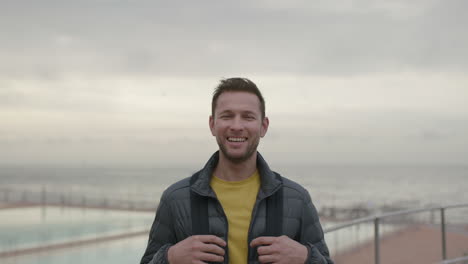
left=210, top=170, right=260, bottom=264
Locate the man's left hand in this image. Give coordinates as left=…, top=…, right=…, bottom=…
left=250, top=235, right=308, bottom=264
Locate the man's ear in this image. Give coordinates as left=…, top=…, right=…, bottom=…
left=260, top=116, right=269, bottom=137
left=209, top=115, right=215, bottom=136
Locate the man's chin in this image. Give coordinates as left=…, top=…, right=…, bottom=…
left=221, top=150, right=255, bottom=164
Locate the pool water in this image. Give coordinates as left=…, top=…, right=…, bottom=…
left=0, top=206, right=154, bottom=254
left=2, top=235, right=149, bottom=264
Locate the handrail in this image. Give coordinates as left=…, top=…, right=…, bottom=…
left=324, top=203, right=468, bottom=264
left=324, top=203, right=468, bottom=233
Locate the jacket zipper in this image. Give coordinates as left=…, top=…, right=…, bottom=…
left=213, top=197, right=229, bottom=264
left=246, top=198, right=262, bottom=262
left=246, top=186, right=282, bottom=263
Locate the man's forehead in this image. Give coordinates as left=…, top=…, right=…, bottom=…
left=215, top=92, right=262, bottom=112
left=216, top=91, right=260, bottom=104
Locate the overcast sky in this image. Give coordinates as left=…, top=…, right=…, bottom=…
left=1, top=0, right=467, bottom=166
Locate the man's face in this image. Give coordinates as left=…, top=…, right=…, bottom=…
left=209, top=91, right=269, bottom=164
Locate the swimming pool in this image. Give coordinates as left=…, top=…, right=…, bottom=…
left=0, top=206, right=154, bottom=263
left=2, top=235, right=149, bottom=264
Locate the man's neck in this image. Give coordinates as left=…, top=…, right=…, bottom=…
left=213, top=152, right=258, bottom=182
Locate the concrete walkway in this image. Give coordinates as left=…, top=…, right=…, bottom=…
left=333, top=224, right=468, bottom=264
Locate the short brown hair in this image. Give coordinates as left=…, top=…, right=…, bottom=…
left=212, top=77, right=265, bottom=118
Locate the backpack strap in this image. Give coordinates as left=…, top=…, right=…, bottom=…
left=190, top=172, right=209, bottom=235
left=265, top=172, right=283, bottom=236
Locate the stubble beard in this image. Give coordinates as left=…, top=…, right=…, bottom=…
left=217, top=137, right=260, bottom=164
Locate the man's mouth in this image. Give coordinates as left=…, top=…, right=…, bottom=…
left=227, top=137, right=247, bottom=142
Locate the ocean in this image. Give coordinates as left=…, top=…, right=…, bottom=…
left=1, top=164, right=467, bottom=208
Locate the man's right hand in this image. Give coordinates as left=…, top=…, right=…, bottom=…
left=167, top=235, right=226, bottom=264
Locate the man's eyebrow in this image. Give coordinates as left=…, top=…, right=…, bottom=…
left=220, top=110, right=256, bottom=114
left=217, top=110, right=258, bottom=116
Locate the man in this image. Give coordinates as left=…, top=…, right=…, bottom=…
left=141, top=78, right=333, bottom=264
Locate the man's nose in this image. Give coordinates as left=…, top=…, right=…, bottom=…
left=230, top=116, right=243, bottom=130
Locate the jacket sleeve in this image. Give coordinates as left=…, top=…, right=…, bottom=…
left=300, top=191, right=334, bottom=264
left=140, top=195, right=176, bottom=264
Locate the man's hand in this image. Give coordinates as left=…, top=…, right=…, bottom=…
left=250, top=235, right=308, bottom=264
left=167, top=235, right=226, bottom=264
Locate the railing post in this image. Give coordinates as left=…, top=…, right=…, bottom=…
left=41, top=186, right=46, bottom=205
left=374, top=217, right=380, bottom=264
left=441, top=207, right=447, bottom=260
left=41, top=186, right=46, bottom=221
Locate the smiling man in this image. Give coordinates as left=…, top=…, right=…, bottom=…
left=141, top=78, right=333, bottom=264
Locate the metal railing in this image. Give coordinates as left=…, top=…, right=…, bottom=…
left=324, top=203, right=468, bottom=264
left=0, top=187, right=157, bottom=212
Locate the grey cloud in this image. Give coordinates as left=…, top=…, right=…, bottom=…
left=420, top=130, right=445, bottom=141
left=273, top=109, right=468, bottom=141
left=1, top=0, right=467, bottom=78
left=0, top=87, right=114, bottom=112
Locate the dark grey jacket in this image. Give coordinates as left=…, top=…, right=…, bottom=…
left=141, top=152, right=333, bottom=264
